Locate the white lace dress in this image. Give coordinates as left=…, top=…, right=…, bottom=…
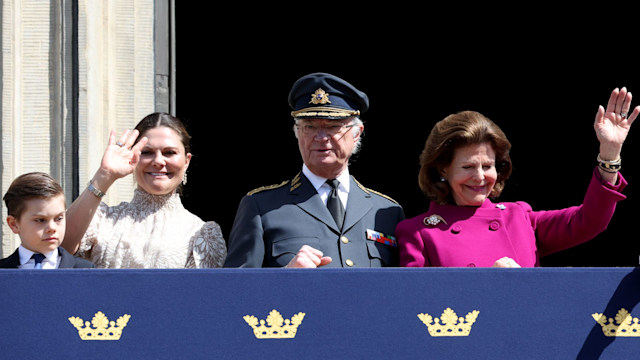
left=77, top=189, right=227, bottom=268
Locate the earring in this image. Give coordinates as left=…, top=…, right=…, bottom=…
left=182, top=172, right=188, bottom=185
left=439, top=176, right=446, bottom=182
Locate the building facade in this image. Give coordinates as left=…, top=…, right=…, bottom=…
left=0, top=0, right=174, bottom=256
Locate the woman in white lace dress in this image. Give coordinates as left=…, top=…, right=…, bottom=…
left=62, top=113, right=226, bottom=268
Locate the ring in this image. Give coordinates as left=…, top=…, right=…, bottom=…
left=115, top=141, right=124, bottom=147
left=620, top=112, right=627, bottom=118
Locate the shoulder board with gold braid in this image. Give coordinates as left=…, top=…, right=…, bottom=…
left=353, top=177, right=399, bottom=204
left=246, top=180, right=289, bottom=196
left=289, top=172, right=302, bottom=192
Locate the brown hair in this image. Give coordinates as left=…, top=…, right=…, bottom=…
left=133, top=112, right=192, bottom=194
left=418, top=111, right=512, bottom=204
left=134, top=112, right=191, bottom=153
left=3, top=172, right=65, bottom=218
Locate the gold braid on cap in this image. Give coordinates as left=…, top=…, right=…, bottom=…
left=291, top=106, right=360, bottom=118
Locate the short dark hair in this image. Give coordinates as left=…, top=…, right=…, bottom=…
left=3, top=172, right=65, bottom=218
left=418, top=111, right=513, bottom=204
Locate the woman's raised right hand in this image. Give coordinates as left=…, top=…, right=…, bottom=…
left=99, top=129, right=148, bottom=180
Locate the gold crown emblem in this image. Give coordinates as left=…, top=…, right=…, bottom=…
left=68, top=311, right=131, bottom=340
left=418, top=307, right=480, bottom=337
left=593, top=308, right=640, bottom=337
left=243, top=309, right=305, bottom=339
left=309, top=88, right=331, bottom=105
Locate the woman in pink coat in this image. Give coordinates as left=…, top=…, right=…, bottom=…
left=396, top=87, right=637, bottom=268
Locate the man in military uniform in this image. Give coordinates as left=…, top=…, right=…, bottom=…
left=224, top=72, right=405, bottom=268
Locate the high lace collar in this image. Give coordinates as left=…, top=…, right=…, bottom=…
left=129, top=188, right=184, bottom=212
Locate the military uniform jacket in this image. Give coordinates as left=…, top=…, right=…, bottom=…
left=224, top=172, right=405, bottom=268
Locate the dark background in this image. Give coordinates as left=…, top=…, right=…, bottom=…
left=173, top=8, right=638, bottom=266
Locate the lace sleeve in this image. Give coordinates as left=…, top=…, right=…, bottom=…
left=188, top=221, right=227, bottom=268
left=75, top=202, right=109, bottom=259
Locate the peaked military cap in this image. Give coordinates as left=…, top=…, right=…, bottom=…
left=288, top=72, right=369, bottom=120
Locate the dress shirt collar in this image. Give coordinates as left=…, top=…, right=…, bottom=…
left=302, top=164, right=350, bottom=208
left=18, top=245, right=59, bottom=269
left=302, top=164, right=350, bottom=193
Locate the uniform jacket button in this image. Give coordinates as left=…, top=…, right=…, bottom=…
left=345, top=259, right=354, bottom=267
left=467, top=263, right=476, bottom=267
left=489, top=221, right=500, bottom=231
left=451, top=225, right=462, bottom=234
left=340, top=236, right=349, bottom=244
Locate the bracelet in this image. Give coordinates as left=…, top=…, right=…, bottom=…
left=87, top=181, right=106, bottom=199
left=599, top=164, right=620, bottom=173
left=597, top=154, right=621, bottom=173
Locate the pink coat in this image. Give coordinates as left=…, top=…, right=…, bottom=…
left=397, top=168, right=627, bottom=267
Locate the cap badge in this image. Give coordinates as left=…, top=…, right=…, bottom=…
left=309, top=88, right=331, bottom=105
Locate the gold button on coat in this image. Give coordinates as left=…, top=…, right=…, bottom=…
left=346, top=259, right=354, bottom=266
left=340, top=236, right=349, bottom=244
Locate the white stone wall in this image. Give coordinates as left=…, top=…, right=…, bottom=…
left=77, top=0, right=155, bottom=210
left=1, top=0, right=156, bottom=257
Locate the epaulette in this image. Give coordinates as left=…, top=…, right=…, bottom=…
left=289, top=172, right=302, bottom=192
left=353, top=177, right=399, bottom=204
left=246, top=180, right=289, bottom=196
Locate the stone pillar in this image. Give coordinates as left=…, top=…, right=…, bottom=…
left=1, top=0, right=157, bottom=257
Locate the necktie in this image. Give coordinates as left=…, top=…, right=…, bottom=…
left=32, top=253, right=45, bottom=269
left=326, top=179, right=345, bottom=230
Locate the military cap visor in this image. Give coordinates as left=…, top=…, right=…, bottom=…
left=288, top=72, right=369, bottom=120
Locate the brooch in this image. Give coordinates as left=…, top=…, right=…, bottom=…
left=496, top=204, right=506, bottom=210
left=424, top=214, right=447, bottom=226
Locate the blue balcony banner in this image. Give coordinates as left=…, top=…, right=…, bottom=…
left=1, top=268, right=639, bottom=359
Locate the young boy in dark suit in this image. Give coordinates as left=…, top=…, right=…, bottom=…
left=0, top=172, right=94, bottom=269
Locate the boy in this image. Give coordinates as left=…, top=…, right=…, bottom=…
left=0, top=172, right=94, bottom=268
